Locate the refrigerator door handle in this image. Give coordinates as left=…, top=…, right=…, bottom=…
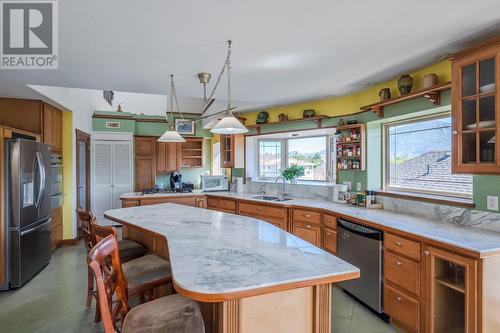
left=20, top=218, right=51, bottom=236
left=34, top=151, right=46, bottom=208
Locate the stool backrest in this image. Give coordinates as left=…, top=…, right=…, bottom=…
left=89, top=235, right=129, bottom=331
left=89, top=216, right=118, bottom=245
left=76, top=208, right=94, bottom=254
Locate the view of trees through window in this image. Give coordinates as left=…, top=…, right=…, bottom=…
left=386, top=115, right=473, bottom=196
left=258, top=137, right=328, bottom=181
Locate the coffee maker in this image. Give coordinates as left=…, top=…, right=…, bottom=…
left=333, top=184, right=348, bottom=203
left=170, top=171, right=182, bottom=189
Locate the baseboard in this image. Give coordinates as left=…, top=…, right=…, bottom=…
left=58, top=238, right=80, bottom=247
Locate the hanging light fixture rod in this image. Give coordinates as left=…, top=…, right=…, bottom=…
left=158, top=74, right=186, bottom=142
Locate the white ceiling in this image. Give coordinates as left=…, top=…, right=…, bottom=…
left=2, top=0, right=500, bottom=113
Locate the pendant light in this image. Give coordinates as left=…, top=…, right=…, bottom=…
left=210, top=41, right=248, bottom=135
left=158, top=74, right=186, bottom=143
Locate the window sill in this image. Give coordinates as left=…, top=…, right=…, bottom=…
left=375, top=190, right=475, bottom=209
left=250, top=179, right=335, bottom=187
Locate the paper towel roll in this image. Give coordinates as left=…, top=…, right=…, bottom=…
left=237, top=177, right=244, bottom=193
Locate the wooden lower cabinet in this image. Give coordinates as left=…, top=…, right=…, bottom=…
left=291, top=221, right=321, bottom=247
left=423, top=245, right=477, bottom=333
left=322, top=227, right=337, bottom=255
left=51, top=207, right=63, bottom=250
left=207, top=197, right=218, bottom=210
left=384, top=284, right=420, bottom=332
left=384, top=252, right=420, bottom=296
left=218, top=199, right=236, bottom=213
left=122, top=195, right=206, bottom=208
left=238, top=201, right=287, bottom=230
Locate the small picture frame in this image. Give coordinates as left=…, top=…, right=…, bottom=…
left=174, top=118, right=195, bottom=135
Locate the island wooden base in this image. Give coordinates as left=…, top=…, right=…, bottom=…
left=122, top=224, right=335, bottom=333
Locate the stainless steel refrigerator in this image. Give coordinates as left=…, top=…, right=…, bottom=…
left=1, top=139, right=52, bottom=290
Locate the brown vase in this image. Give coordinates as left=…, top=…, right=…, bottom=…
left=379, top=88, right=391, bottom=101
left=423, top=73, right=439, bottom=89
left=398, top=74, right=413, bottom=95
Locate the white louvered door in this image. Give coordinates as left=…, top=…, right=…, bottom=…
left=92, top=141, right=113, bottom=222
left=92, top=139, right=133, bottom=225
left=111, top=142, right=132, bottom=210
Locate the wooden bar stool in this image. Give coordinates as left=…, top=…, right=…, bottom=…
left=77, top=209, right=147, bottom=263
left=89, top=235, right=205, bottom=333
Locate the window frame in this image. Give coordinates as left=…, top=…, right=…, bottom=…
left=256, top=135, right=334, bottom=182
left=382, top=112, right=472, bottom=198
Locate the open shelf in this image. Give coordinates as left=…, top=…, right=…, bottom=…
left=181, top=138, right=203, bottom=168
left=360, top=81, right=451, bottom=117
left=435, top=276, right=465, bottom=294
left=336, top=124, right=366, bottom=170
left=247, top=115, right=330, bottom=134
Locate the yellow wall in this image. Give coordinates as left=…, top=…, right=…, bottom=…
left=240, top=61, right=452, bottom=125
left=62, top=111, right=73, bottom=239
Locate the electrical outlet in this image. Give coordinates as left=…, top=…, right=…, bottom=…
left=356, top=182, right=362, bottom=191
left=487, top=196, right=499, bottom=211
left=343, top=181, right=351, bottom=191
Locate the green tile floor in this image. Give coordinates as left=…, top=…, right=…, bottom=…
left=0, top=243, right=399, bottom=333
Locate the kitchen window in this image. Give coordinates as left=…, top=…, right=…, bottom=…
left=384, top=114, right=473, bottom=197
left=257, top=135, right=332, bottom=182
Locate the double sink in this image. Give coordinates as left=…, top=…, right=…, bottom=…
left=252, top=195, right=293, bottom=202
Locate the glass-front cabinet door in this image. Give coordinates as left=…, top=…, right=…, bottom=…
left=452, top=40, right=500, bottom=173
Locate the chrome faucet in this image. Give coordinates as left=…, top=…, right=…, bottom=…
left=275, top=176, right=288, bottom=200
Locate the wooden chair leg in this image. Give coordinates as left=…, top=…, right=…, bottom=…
left=94, top=296, right=101, bottom=323
left=86, top=265, right=94, bottom=307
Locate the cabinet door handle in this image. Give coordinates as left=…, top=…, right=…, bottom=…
left=304, top=214, right=311, bottom=218
left=257, top=207, right=262, bottom=211
left=452, top=130, right=458, bottom=135
left=424, top=250, right=430, bottom=256
left=396, top=296, right=402, bottom=302
left=395, top=241, right=402, bottom=246
left=396, top=261, right=402, bottom=267
left=306, top=225, right=311, bottom=228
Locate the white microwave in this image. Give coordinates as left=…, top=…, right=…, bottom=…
left=201, top=175, right=228, bottom=192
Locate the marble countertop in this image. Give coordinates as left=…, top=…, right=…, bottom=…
left=104, top=204, right=360, bottom=301
left=120, top=191, right=205, bottom=199
left=205, top=192, right=500, bottom=257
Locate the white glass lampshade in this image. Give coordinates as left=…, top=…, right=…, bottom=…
left=203, top=116, right=220, bottom=130
left=210, top=115, right=248, bottom=134
left=157, top=130, right=186, bottom=142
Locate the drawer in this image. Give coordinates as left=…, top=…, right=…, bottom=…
left=122, top=200, right=139, bottom=208
left=292, top=208, right=321, bottom=224
left=260, top=216, right=287, bottom=230
left=323, top=227, right=337, bottom=254
left=140, top=198, right=169, bottom=206
left=384, top=284, right=420, bottom=332
left=323, top=214, right=337, bottom=230
left=385, top=233, right=420, bottom=261
left=218, top=199, right=236, bottom=212
left=239, top=202, right=286, bottom=219
left=207, top=197, right=218, bottom=209
left=292, top=221, right=321, bottom=247
left=384, top=252, right=420, bottom=296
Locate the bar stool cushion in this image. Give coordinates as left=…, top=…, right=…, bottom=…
left=118, top=239, right=147, bottom=262
left=122, top=294, right=205, bottom=333
left=122, top=255, right=172, bottom=292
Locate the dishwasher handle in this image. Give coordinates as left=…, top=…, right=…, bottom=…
left=337, top=219, right=383, bottom=241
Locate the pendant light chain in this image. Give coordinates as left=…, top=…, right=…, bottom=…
left=226, top=40, right=232, bottom=115
left=202, top=40, right=232, bottom=114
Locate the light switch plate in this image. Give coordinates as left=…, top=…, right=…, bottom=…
left=487, top=196, right=499, bottom=211
left=343, top=181, right=351, bottom=191
left=356, top=182, right=362, bottom=191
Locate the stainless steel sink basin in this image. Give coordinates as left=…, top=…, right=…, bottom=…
left=252, top=195, right=293, bottom=202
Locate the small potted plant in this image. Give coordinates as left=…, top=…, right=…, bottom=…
left=282, top=165, right=305, bottom=184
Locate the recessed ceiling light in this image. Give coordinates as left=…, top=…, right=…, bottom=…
left=435, top=52, right=452, bottom=60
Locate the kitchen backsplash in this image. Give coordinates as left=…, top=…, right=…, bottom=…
left=243, top=181, right=500, bottom=233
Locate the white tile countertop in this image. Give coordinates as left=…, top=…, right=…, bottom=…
left=205, top=192, right=500, bottom=257
left=104, top=204, right=359, bottom=300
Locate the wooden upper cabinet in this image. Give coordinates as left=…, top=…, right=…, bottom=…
left=0, top=98, right=42, bottom=134
left=451, top=38, right=500, bottom=174
left=156, top=141, right=180, bottom=174
left=42, top=103, right=62, bottom=152
left=220, top=134, right=234, bottom=168
left=220, top=134, right=245, bottom=169
left=134, top=136, right=156, bottom=191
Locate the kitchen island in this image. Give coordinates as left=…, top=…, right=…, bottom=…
left=105, top=203, right=359, bottom=333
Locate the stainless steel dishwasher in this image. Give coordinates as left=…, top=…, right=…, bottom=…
left=337, top=218, right=385, bottom=317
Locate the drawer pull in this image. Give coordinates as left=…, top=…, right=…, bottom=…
left=257, top=207, right=262, bottom=210
left=326, top=232, right=331, bottom=236
left=425, top=250, right=430, bottom=256
left=306, top=225, right=311, bottom=228
left=396, top=261, right=402, bottom=267
left=396, top=241, right=402, bottom=246
left=304, top=214, right=311, bottom=218
left=396, top=296, right=402, bottom=302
